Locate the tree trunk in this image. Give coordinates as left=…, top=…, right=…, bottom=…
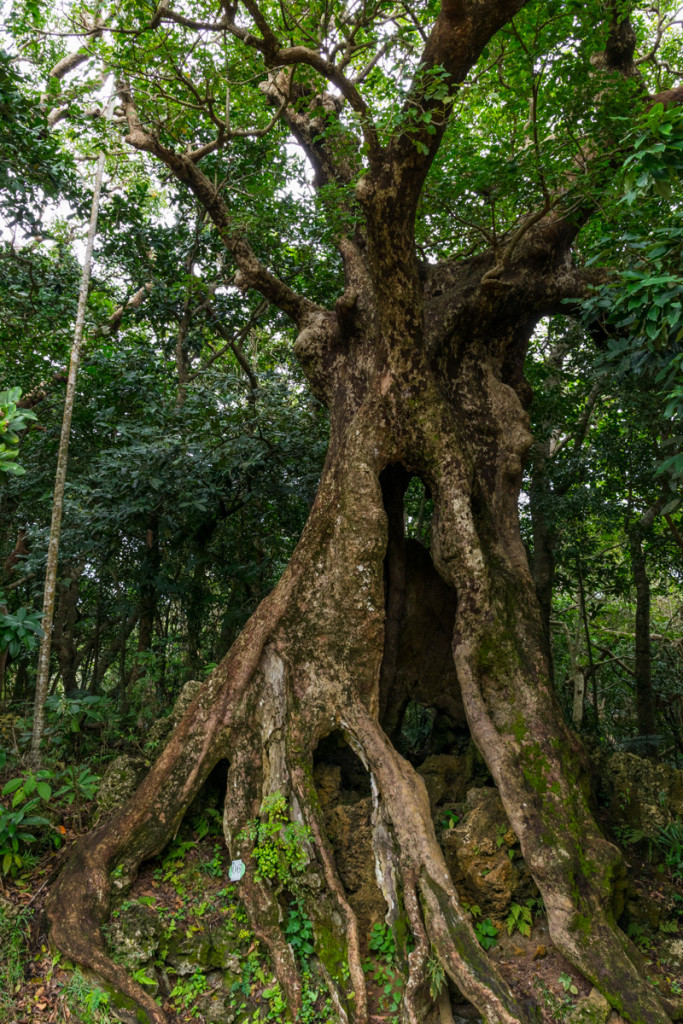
left=120, top=522, right=160, bottom=716
left=30, top=126, right=110, bottom=764
left=628, top=499, right=665, bottom=739
left=629, top=534, right=655, bottom=737
left=46, top=223, right=679, bottom=1024
left=529, top=451, right=555, bottom=673
left=52, top=562, right=84, bottom=693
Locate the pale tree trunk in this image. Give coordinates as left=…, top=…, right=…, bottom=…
left=30, top=133, right=109, bottom=765
left=554, top=619, right=586, bottom=728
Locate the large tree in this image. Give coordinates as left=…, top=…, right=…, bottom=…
left=22, top=0, right=683, bottom=1021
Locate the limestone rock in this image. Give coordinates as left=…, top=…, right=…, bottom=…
left=164, top=921, right=212, bottom=974
left=96, top=755, right=148, bottom=815
left=660, top=936, right=683, bottom=969
left=147, top=678, right=204, bottom=746
left=108, top=904, right=160, bottom=969
left=567, top=988, right=611, bottom=1024
left=604, top=752, right=683, bottom=837
left=172, top=677, right=204, bottom=721
left=313, top=763, right=341, bottom=811
left=207, top=920, right=242, bottom=971
left=324, top=796, right=385, bottom=937
left=441, top=787, right=536, bottom=918
left=417, top=753, right=469, bottom=807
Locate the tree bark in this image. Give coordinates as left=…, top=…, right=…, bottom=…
left=47, top=223, right=679, bottom=1024
left=52, top=562, right=84, bottom=693
left=628, top=497, right=665, bottom=738
left=120, top=522, right=160, bottom=716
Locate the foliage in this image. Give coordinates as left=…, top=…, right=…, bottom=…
left=506, top=902, right=533, bottom=937
left=238, top=793, right=312, bottom=888
left=0, top=761, right=101, bottom=873
left=0, top=599, right=43, bottom=658
left=656, top=821, right=683, bottom=879
left=474, top=918, right=499, bottom=950
left=427, top=955, right=446, bottom=1000
left=0, top=773, right=53, bottom=874
left=60, top=969, right=116, bottom=1024
left=0, top=387, right=37, bottom=477
left=0, top=903, right=31, bottom=1018
left=558, top=972, right=579, bottom=996
left=0, top=52, right=79, bottom=230
left=363, top=923, right=403, bottom=1016
left=44, top=693, right=113, bottom=743
left=285, top=898, right=315, bottom=958
left=170, top=970, right=208, bottom=1013
left=534, top=978, right=576, bottom=1022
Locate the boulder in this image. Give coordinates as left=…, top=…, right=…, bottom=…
left=603, top=752, right=683, bottom=838
left=441, top=787, right=537, bottom=919
left=324, top=796, right=386, bottom=938
left=96, top=755, right=148, bottom=815
left=164, top=921, right=212, bottom=975
left=660, top=936, right=683, bottom=970
left=417, top=753, right=470, bottom=807
left=108, top=903, right=160, bottom=970
left=146, top=677, right=204, bottom=746
left=567, top=988, right=611, bottom=1024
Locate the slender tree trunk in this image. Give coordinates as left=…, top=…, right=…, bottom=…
left=30, top=132, right=109, bottom=764
left=52, top=562, right=84, bottom=693
left=121, top=523, right=160, bottom=717
left=529, top=447, right=556, bottom=677
left=628, top=498, right=665, bottom=738
left=92, top=613, right=137, bottom=692
left=629, top=533, right=655, bottom=736
left=577, top=560, right=598, bottom=727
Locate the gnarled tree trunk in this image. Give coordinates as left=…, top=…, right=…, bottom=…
left=44, top=2, right=683, bottom=1021
left=47, top=210, right=679, bottom=1024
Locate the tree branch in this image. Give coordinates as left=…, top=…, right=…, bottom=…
left=157, top=1, right=381, bottom=162
left=384, top=0, right=530, bottom=189
left=117, top=81, right=322, bottom=326
left=192, top=299, right=268, bottom=392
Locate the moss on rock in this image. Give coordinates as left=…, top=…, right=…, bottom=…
left=567, top=987, right=611, bottom=1024
left=97, top=756, right=149, bottom=816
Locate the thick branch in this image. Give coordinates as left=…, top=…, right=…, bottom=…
left=158, top=2, right=381, bottom=161
left=383, top=0, right=530, bottom=195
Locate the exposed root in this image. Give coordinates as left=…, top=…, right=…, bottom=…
left=292, top=764, right=369, bottom=1023
left=453, top=632, right=674, bottom=1024
left=241, top=872, right=303, bottom=1014
left=48, top=847, right=166, bottom=1024
left=547, top=910, right=673, bottom=1024
left=402, top=872, right=430, bottom=1024
left=46, top=595, right=287, bottom=1022
left=345, top=703, right=534, bottom=1024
